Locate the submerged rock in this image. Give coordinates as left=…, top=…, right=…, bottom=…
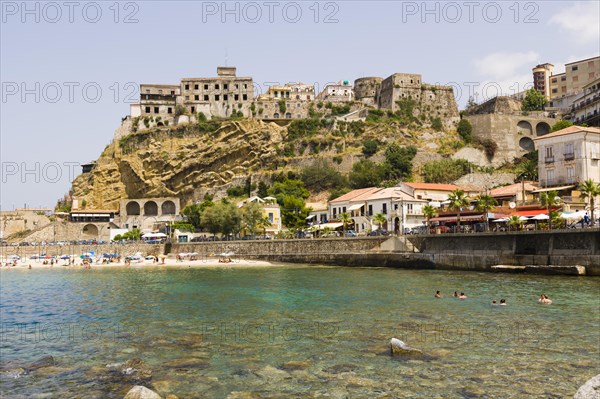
left=254, top=365, right=291, bottom=381
left=389, top=338, right=424, bottom=357
left=122, top=357, right=153, bottom=381
left=27, top=355, right=57, bottom=371
left=123, top=385, right=163, bottom=399
left=574, top=374, right=600, bottom=399
left=1, top=367, right=27, bottom=379
left=323, top=364, right=359, bottom=374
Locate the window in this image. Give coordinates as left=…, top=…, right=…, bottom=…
left=204, top=84, right=209, bottom=90
left=194, top=95, right=199, bottom=101
left=191, top=106, right=195, bottom=113
left=368, top=205, right=373, bottom=216
left=234, top=94, right=239, bottom=101
left=573, top=76, right=579, bottom=82
left=394, top=204, right=398, bottom=210
left=566, top=167, right=574, bottom=180
left=565, top=143, right=574, bottom=154
left=215, top=84, right=219, bottom=90
left=274, top=91, right=278, bottom=97
left=224, top=84, right=228, bottom=90
left=552, top=88, right=558, bottom=93
left=547, top=169, right=554, bottom=180
left=572, top=66, right=578, bottom=71
left=145, top=89, right=150, bottom=93
left=545, top=146, right=553, bottom=157
left=171, top=91, right=175, bottom=95
left=154, top=107, right=159, bottom=113
left=185, top=96, right=189, bottom=100
left=244, top=84, right=247, bottom=89
left=167, top=107, right=172, bottom=114
left=342, top=207, right=346, bottom=213
left=185, top=84, right=190, bottom=90
left=551, top=78, right=557, bottom=83
left=204, top=95, right=209, bottom=101
left=223, top=94, right=228, bottom=101
left=194, top=84, right=199, bottom=90
left=215, top=95, right=220, bottom=101
left=382, top=204, right=387, bottom=215
left=268, top=212, right=274, bottom=223
left=561, top=76, right=566, bottom=81
left=235, top=84, right=239, bottom=89
left=158, top=89, right=163, bottom=94
left=145, top=106, right=150, bottom=113
left=243, top=94, right=248, bottom=100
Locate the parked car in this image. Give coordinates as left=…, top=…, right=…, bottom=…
left=322, top=231, right=340, bottom=238
left=368, top=229, right=389, bottom=236
left=345, top=230, right=358, bottom=237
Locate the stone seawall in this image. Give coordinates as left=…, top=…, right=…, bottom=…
left=169, top=237, right=388, bottom=257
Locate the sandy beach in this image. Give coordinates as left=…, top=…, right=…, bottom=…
left=0, top=257, right=278, bottom=270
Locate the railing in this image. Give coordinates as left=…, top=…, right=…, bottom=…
left=544, top=156, right=555, bottom=163
left=563, top=152, right=575, bottom=161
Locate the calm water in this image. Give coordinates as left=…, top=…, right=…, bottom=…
left=0, top=265, right=598, bottom=398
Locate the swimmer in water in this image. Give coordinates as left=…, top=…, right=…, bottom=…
left=435, top=291, right=441, bottom=298
left=453, top=291, right=458, bottom=297
left=499, top=299, right=507, bottom=306
left=491, top=300, right=497, bottom=305
left=459, top=292, right=468, bottom=299
left=539, top=294, right=552, bottom=305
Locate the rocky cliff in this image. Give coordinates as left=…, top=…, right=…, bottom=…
left=70, top=117, right=461, bottom=210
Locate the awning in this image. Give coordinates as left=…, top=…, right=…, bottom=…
left=347, top=203, right=364, bottom=211
left=142, top=232, right=167, bottom=238
left=512, top=210, right=547, bottom=217
left=532, top=185, right=575, bottom=193
left=306, top=215, right=316, bottom=220
left=430, top=214, right=484, bottom=223
left=316, top=222, right=344, bottom=230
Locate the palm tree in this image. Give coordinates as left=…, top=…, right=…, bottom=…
left=507, top=215, right=522, bottom=231
left=579, top=179, right=600, bottom=227
left=475, top=194, right=498, bottom=231
left=540, top=190, right=561, bottom=230
left=422, top=205, right=438, bottom=234
left=339, top=212, right=352, bottom=236
left=257, top=216, right=272, bottom=237
left=372, top=213, right=387, bottom=231
left=447, top=189, right=470, bottom=229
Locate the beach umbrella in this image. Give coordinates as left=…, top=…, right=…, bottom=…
left=493, top=218, right=508, bottom=222
left=518, top=216, right=529, bottom=222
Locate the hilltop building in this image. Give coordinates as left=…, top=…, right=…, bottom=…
left=317, top=81, right=354, bottom=102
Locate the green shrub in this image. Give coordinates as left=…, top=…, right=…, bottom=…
left=457, top=119, right=473, bottom=143
left=362, top=140, right=379, bottom=157
left=422, top=158, right=472, bottom=183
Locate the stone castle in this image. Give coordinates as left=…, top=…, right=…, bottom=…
left=129, top=67, right=459, bottom=129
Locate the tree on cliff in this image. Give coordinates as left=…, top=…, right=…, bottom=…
left=521, top=88, right=547, bottom=112
left=457, top=119, right=473, bottom=143
left=551, top=119, right=573, bottom=132
left=447, top=189, right=470, bottom=229
left=182, top=197, right=214, bottom=230
left=579, top=179, right=600, bottom=227
left=349, top=160, right=386, bottom=188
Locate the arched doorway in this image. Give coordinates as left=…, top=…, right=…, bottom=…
left=144, top=201, right=158, bottom=216
left=517, top=120, right=533, bottom=135
left=394, top=217, right=400, bottom=234
left=536, top=122, right=551, bottom=137
left=126, top=201, right=140, bottom=215
left=161, top=200, right=176, bottom=215
left=519, top=137, right=535, bottom=152
left=82, top=224, right=98, bottom=238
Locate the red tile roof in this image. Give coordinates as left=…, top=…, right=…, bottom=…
left=490, top=182, right=538, bottom=197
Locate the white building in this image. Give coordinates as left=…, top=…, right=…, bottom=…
left=534, top=126, right=600, bottom=187
left=317, top=81, right=354, bottom=102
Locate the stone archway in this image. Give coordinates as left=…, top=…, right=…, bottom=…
left=144, top=201, right=158, bottom=216
left=126, top=201, right=140, bottom=216
left=536, top=122, right=551, bottom=137
left=517, top=120, right=533, bottom=135
left=161, top=200, right=176, bottom=215
left=519, top=137, right=535, bottom=152
left=394, top=217, right=400, bottom=234
left=82, top=224, right=98, bottom=238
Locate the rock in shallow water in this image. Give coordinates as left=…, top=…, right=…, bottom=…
left=389, top=338, right=424, bottom=357
left=123, top=385, right=163, bottom=399
left=574, top=374, right=600, bottom=399
left=28, top=355, right=57, bottom=370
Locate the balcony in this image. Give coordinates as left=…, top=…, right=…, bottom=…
left=591, top=152, right=600, bottom=160
left=544, top=156, right=555, bottom=163
left=563, top=152, right=575, bottom=161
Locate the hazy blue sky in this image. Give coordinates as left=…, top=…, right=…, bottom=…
left=1, top=0, right=599, bottom=209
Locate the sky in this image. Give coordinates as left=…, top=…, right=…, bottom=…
left=1, top=0, right=599, bottom=210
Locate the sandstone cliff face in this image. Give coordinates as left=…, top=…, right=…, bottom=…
left=71, top=117, right=460, bottom=210
left=72, top=120, right=288, bottom=209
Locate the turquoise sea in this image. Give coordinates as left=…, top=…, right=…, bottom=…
left=1, top=265, right=598, bottom=398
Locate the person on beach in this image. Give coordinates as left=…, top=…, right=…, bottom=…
left=499, top=299, right=507, bottom=306
left=435, top=291, right=441, bottom=298
left=459, top=292, right=468, bottom=299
